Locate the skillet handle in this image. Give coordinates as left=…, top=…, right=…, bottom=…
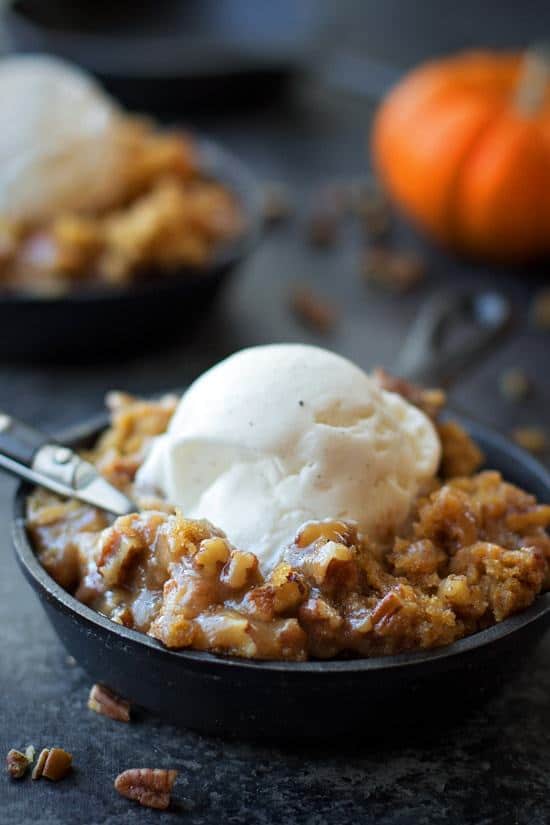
left=393, top=289, right=512, bottom=387
left=0, top=412, right=50, bottom=467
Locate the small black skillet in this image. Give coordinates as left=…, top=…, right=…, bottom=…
left=10, top=290, right=550, bottom=741
left=0, top=137, right=262, bottom=363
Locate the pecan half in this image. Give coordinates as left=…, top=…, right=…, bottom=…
left=115, top=768, right=178, bottom=810
left=6, top=749, right=29, bottom=779
left=88, top=684, right=131, bottom=722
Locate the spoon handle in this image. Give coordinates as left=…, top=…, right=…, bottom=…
left=393, top=289, right=512, bottom=387
left=0, top=412, right=49, bottom=467
left=0, top=411, right=136, bottom=516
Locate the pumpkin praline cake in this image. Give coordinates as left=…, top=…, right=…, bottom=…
left=28, top=345, right=550, bottom=661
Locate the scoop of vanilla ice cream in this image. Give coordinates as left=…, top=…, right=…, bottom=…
left=136, top=344, right=441, bottom=572
left=0, top=55, right=126, bottom=222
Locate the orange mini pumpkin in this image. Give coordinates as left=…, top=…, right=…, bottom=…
left=372, top=49, right=550, bottom=262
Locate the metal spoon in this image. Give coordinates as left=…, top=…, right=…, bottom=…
left=393, top=288, right=512, bottom=386
left=0, top=412, right=136, bottom=515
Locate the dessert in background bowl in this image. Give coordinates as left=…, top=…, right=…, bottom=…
left=27, top=345, right=550, bottom=661
left=0, top=55, right=244, bottom=294
left=0, top=55, right=260, bottom=360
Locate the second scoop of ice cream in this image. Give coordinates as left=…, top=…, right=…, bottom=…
left=0, top=55, right=126, bottom=222
left=136, top=344, right=441, bottom=572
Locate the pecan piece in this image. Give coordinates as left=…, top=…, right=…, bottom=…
left=353, top=184, right=391, bottom=239
left=512, top=427, right=547, bottom=454
left=530, top=287, right=550, bottom=330
left=32, top=748, right=49, bottom=780
left=6, top=749, right=29, bottom=779
left=42, top=748, right=72, bottom=781
left=371, top=591, right=403, bottom=626
left=115, top=768, right=178, bottom=810
left=499, top=368, right=531, bottom=401
left=262, top=181, right=292, bottom=225
left=290, top=284, right=338, bottom=333
left=88, top=684, right=131, bottom=722
left=307, top=183, right=347, bottom=247
left=362, top=247, right=425, bottom=292
left=372, top=368, right=446, bottom=419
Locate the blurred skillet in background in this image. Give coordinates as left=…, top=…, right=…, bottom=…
left=4, top=0, right=317, bottom=111
left=0, top=137, right=262, bottom=363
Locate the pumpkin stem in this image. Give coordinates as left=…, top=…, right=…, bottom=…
left=515, top=44, right=550, bottom=114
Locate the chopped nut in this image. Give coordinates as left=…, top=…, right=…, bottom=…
left=262, top=182, right=292, bottom=224
left=499, top=368, right=531, bottom=401
left=308, top=210, right=339, bottom=246
left=88, top=683, right=131, bottom=722
left=295, top=519, right=356, bottom=549
left=221, top=551, right=259, bottom=590
left=506, top=504, right=550, bottom=533
left=111, top=606, right=134, bottom=627
left=42, top=748, right=72, bottom=781
left=105, top=390, right=138, bottom=412
left=195, top=537, right=230, bottom=576
left=25, top=745, right=35, bottom=764
left=301, top=540, right=357, bottom=589
left=362, top=247, right=426, bottom=292
left=98, top=529, right=145, bottom=587
left=32, top=748, right=49, bottom=780
left=289, top=284, right=338, bottom=333
left=193, top=612, right=258, bottom=657
left=6, top=749, right=29, bottom=779
left=371, top=590, right=403, bottom=626
left=438, top=420, right=485, bottom=478
left=352, top=184, right=391, bottom=239
left=307, top=184, right=347, bottom=247
left=530, top=288, right=550, bottom=330
left=512, top=427, right=547, bottom=454
left=115, top=768, right=178, bottom=810
left=373, top=368, right=446, bottom=419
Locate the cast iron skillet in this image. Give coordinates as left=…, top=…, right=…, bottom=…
left=0, top=137, right=262, bottom=363
left=11, top=416, right=550, bottom=741
left=10, top=290, right=550, bottom=741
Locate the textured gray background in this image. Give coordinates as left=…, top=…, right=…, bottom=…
left=2, top=3, right=550, bottom=823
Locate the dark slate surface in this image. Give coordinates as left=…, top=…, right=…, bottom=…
left=2, top=5, right=550, bottom=823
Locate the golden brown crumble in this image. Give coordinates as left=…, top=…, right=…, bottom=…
left=437, top=420, right=485, bottom=478
left=0, top=119, right=243, bottom=294
left=27, top=380, right=550, bottom=661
